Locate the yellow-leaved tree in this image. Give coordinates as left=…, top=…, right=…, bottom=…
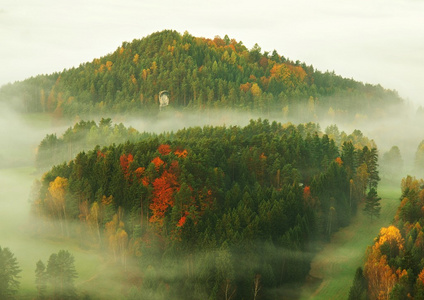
left=364, top=226, right=406, bottom=299
left=47, top=176, right=69, bottom=236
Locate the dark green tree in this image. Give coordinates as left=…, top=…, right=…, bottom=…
left=0, top=246, right=21, bottom=299
left=363, top=188, right=381, bottom=221
left=389, top=283, right=408, bottom=300
left=35, top=260, right=47, bottom=299
left=381, top=146, right=403, bottom=181
left=368, top=147, right=380, bottom=189
left=414, top=281, right=424, bottom=300
left=46, top=250, right=78, bottom=299
left=414, top=140, right=424, bottom=178
left=348, top=267, right=367, bottom=300
left=341, top=141, right=356, bottom=179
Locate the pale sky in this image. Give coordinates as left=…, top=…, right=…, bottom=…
left=1, top=0, right=423, bottom=106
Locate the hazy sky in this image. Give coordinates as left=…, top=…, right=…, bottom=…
left=1, top=0, right=423, bottom=106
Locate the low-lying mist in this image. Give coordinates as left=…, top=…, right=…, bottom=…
left=1, top=99, right=423, bottom=299
left=124, top=103, right=424, bottom=178
left=0, top=105, right=105, bottom=298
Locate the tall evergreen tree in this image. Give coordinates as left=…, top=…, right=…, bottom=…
left=35, top=260, right=47, bottom=299
left=46, top=250, right=78, bottom=299
left=363, top=188, right=381, bottom=221
left=0, top=246, right=21, bottom=299
left=341, top=141, right=356, bottom=179
left=414, top=140, right=424, bottom=178
left=381, top=146, right=403, bottom=182
left=348, top=267, right=367, bottom=300
left=367, top=147, right=381, bottom=189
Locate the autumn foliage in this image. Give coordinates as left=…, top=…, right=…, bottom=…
left=5, top=29, right=403, bottom=124
left=359, top=176, right=424, bottom=299
left=174, top=149, right=188, bottom=158
left=151, top=156, right=165, bottom=171
left=177, top=215, right=187, bottom=227
left=149, top=170, right=179, bottom=225
left=34, top=120, right=381, bottom=298
left=364, top=226, right=406, bottom=299
left=134, top=167, right=145, bottom=178
left=158, top=144, right=172, bottom=156
left=120, top=153, right=134, bottom=180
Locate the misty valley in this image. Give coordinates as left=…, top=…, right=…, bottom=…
left=1, top=30, right=424, bottom=300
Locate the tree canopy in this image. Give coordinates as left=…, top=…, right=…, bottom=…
left=352, top=176, right=424, bottom=299
left=33, top=119, right=379, bottom=298
left=0, top=30, right=403, bottom=120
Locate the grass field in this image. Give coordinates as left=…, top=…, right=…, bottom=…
left=299, top=183, right=400, bottom=300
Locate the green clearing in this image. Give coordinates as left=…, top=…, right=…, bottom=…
left=299, top=183, right=400, bottom=299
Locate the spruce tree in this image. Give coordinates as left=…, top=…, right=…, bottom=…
left=47, top=250, right=78, bottom=299
left=0, top=246, right=21, bottom=299
left=35, top=260, right=47, bottom=299
left=363, top=188, right=381, bottom=221
left=348, top=267, right=367, bottom=300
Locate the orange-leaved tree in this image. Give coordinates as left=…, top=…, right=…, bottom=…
left=158, top=144, right=172, bottom=156
left=149, top=169, right=179, bottom=226
left=120, top=153, right=134, bottom=180
left=151, top=156, right=165, bottom=171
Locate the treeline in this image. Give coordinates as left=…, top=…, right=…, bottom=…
left=35, top=117, right=376, bottom=173
left=33, top=119, right=380, bottom=299
left=0, top=30, right=402, bottom=120
left=377, top=140, right=424, bottom=185
left=414, top=141, right=424, bottom=179
left=36, top=118, right=152, bottom=171
left=0, top=246, right=78, bottom=300
left=349, top=176, right=424, bottom=299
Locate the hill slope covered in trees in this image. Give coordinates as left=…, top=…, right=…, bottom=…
left=349, top=176, right=424, bottom=300
left=35, top=117, right=376, bottom=172
left=33, top=119, right=381, bottom=299
left=0, top=30, right=402, bottom=120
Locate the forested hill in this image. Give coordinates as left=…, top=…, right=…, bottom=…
left=34, top=119, right=380, bottom=299
left=35, top=117, right=376, bottom=172
left=1, top=30, right=402, bottom=119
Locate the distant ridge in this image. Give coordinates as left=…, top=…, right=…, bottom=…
left=0, top=30, right=402, bottom=119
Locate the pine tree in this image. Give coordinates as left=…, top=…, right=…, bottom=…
left=46, top=250, right=78, bottom=299
left=35, top=260, right=47, bottom=299
left=0, top=246, right=21, bottom=299
left=381, top=146, right=403, bottom=181
left=348, top=267, right=367, bottom=300
left=363, top=188, right=381, bottom=221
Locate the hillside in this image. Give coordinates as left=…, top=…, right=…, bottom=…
left=35, top=118, right=152, bottom=171
left=349, top=176, right=424, bottom=299
left=35, top=117, right=376, bottom=172
left=32, top=119, right=381, bottom=299
left=0, top=30, right=402, bottom=120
